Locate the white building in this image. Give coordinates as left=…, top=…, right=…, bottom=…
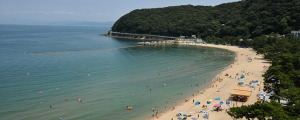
left=291, top=31, right=300, bottom=37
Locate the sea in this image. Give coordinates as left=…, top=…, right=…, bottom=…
left=0, top=24, right=235, bottom=120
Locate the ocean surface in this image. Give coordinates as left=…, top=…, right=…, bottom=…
left=0, top=24, right=234, bottom=120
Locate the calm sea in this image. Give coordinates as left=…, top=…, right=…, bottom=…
left=0, top=24, right=234, bottom=120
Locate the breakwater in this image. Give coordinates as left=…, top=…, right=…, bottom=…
left=104, top=31, right=177, bottom=41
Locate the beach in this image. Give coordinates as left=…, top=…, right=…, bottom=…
left=149, top=43, right=270, bottom=120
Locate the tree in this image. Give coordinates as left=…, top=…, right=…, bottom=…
left=228, top=101, right=288, bottom=120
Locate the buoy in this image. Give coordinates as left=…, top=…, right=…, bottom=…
left=78, top=98, right=83, bottom=102
left=126, top=107, right=133, bottom=110
left=37, top=91, right=42, bottom=94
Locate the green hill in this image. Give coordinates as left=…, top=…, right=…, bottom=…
left=112, top=0, right=300, bottom=39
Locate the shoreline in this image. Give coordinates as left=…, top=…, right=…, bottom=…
left=103, top=34, right=176, bottom=41
left=147, top=43, right=270, bottom=120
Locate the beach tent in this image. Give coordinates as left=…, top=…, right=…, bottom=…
left=249, top=85, right=255, bottom=88
left=252, top=80, right=259, bottom=83
left=240, top=75, right=245, bottom=79
left=219, top=101, right=224, bottom=105
left=233, top=86, right=252, bottom=92
left=195, top=101, right=200, bottom=105
left=215, top=97, right=220, bottom=100
left=226, top=101, right=230, bottom=105
left=214, top=104, right=221, bottom=107
left=231, top=90, right=251, bottom=97
left=238, top=81, right=244, bottom=85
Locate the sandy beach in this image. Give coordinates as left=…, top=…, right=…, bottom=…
left=149, top=43, right=270, bottom=120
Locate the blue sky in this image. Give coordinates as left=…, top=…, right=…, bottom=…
left=0, top=0, right=239, bottom=24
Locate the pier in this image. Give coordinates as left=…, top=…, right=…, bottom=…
left=106, top=31, right=177, bottom=40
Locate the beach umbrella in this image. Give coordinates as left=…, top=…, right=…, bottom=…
left=259, top=95, right=264, bottom=98
left=260, top=92, right=265, bottom=95
left=238, top=81, right=244, bottom=85
left=214, top=104, right=221, bottom=107
left=219, top=101, right=224, bottom=105
left=195, top=101, right=200, bottom=105
left=226, top=101, right=230, bottom=105
left=215, top=97, right=220, bottom=100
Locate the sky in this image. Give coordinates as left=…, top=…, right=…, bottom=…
left=0, top=0, right=240, bottom=25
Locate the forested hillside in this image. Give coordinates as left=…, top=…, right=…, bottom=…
left=112, top=0, right=300, bottom=39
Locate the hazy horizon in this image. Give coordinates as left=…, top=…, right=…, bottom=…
left=0, top=0, right=240, bottom=25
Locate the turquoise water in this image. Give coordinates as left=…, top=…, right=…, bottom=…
left=0, top=24, right=234, bottom=120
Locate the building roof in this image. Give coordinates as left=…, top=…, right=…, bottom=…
left=230, top=86, right=252, bottom=97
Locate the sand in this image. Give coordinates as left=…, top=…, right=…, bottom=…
left=148, top=43, right=270, bottom=120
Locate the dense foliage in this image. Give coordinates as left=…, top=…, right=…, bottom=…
left=112, top=0, right=300, bottom=39
left=227, top=101, right=288, bottom=120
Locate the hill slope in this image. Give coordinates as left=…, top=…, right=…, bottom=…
left=112, top=0, right=300, bottom=38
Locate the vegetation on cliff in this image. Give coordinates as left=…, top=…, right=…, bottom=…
left=112, top=0, right=299, bottom=40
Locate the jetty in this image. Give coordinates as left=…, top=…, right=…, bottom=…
left=104, top=31, right=206, bottom=46
left=105, top=31, right=177, bottom=40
